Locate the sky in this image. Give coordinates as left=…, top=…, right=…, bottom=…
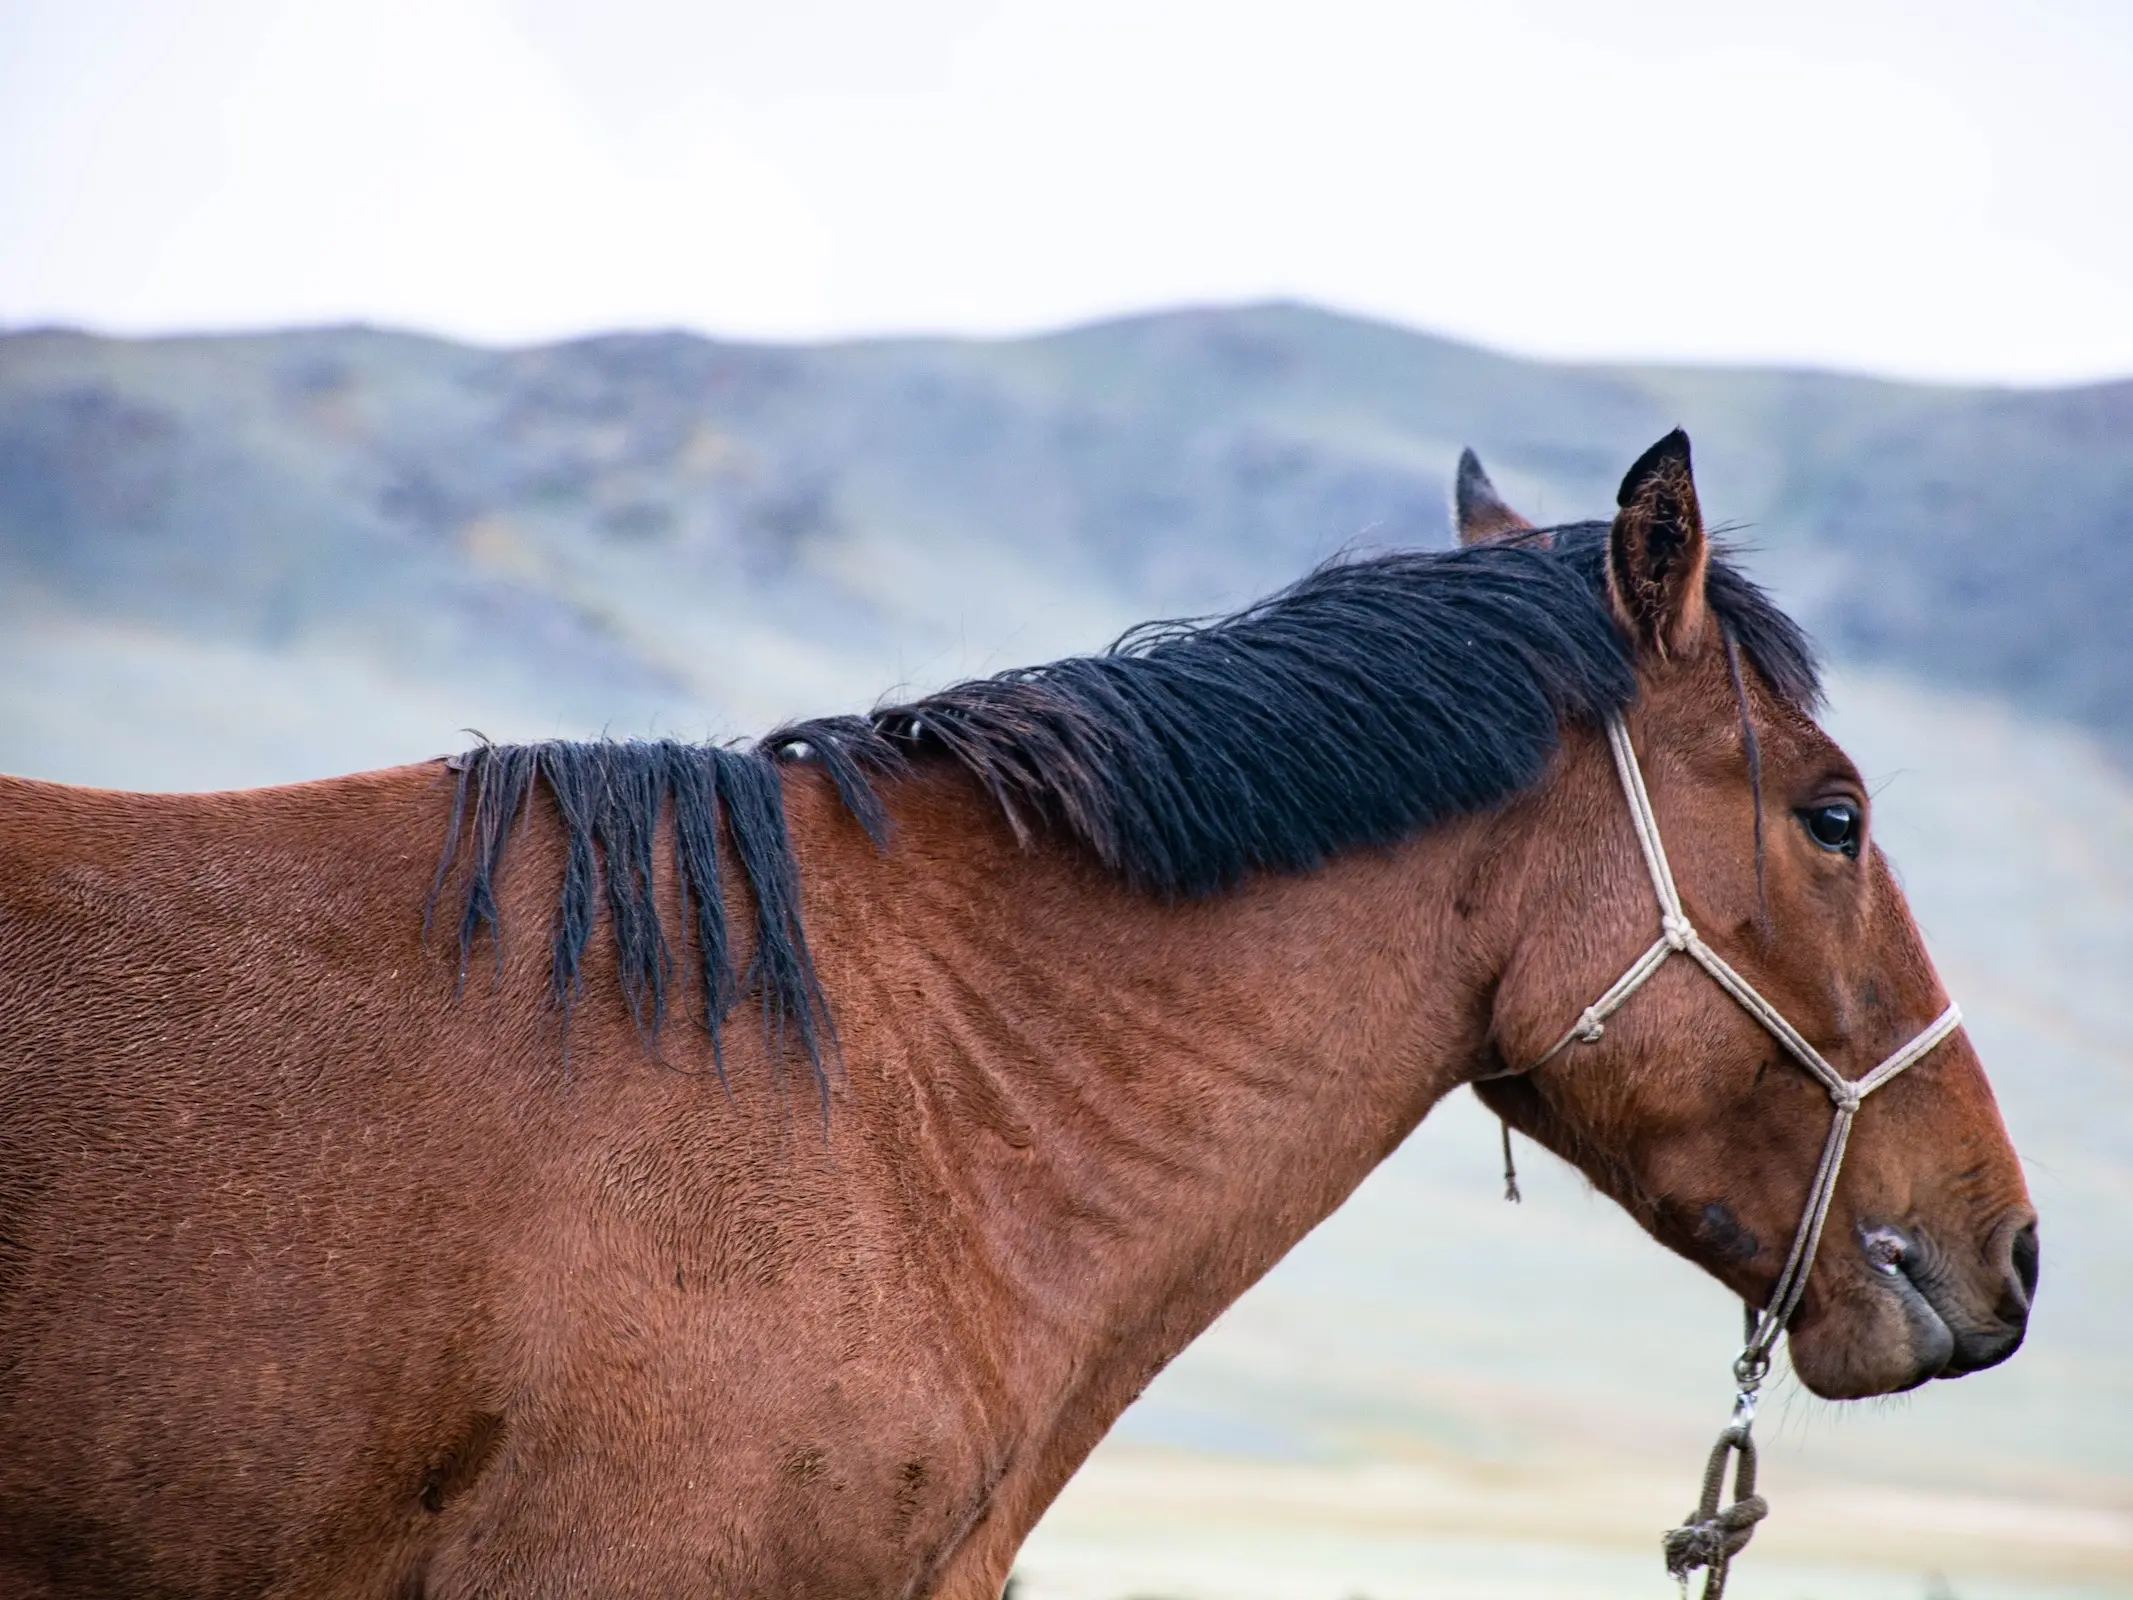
left=2, top=0, right=2129, bottom=385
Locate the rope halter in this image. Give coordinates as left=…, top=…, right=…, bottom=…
left=1493, top=712, right=1964, bottom=1599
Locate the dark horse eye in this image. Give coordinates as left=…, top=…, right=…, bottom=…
left=1800, top=802, right=1861, bottom=857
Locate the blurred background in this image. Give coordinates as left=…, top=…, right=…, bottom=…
left=3, top=3, right=2130, bottom=1596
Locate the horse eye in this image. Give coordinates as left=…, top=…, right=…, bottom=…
left=1800, top=802, right=1861, bottom=858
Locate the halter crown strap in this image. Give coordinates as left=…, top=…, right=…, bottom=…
left=1490, top=712, right=1966, bottom=1600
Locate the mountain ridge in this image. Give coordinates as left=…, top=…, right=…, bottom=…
left=3, top=303, right=2129, bottom=778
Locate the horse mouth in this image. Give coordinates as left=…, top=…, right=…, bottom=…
left=1878, top=1261, right=1957, bottom=1390
left=1866, top=1224, right=2027, bottom=1385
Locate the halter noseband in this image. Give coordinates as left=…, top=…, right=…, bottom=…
left=1491, top=712, right=1964, bottom=1598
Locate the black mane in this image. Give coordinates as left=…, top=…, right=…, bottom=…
left=431, top=739, right=868, bottom=1095
left=435, top=524, right=1818, bottom=1077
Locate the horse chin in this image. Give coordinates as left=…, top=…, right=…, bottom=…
left=1786, top=1272, right=1958, bottom=1400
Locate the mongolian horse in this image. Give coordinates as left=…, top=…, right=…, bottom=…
left=0, top=432, right=2035, bottom=1596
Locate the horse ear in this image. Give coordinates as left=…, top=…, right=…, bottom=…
left=1454, top=449, right=1535, bottom=545
left=1607, top=429, right=1709, bottom=658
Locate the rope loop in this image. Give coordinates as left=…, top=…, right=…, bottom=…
left=1663, top=1423, right=1767, bottom=1600
left=1731, top=1349, right=1771, bottom=1391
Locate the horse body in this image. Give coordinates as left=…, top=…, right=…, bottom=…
left=0, top=435, right=2035, bottom=1596
left=0, top=750, right=1511, bottom=1596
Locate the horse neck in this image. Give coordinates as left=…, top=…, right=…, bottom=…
left=788, top=761, right=1521, bottom=1492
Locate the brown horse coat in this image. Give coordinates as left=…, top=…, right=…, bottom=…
left=0, top=435, right=2033, bottom=1597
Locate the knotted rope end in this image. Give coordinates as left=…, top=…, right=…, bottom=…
left=1663, top=1423, right=1766, bottom=1598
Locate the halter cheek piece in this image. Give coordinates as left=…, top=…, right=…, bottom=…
left=1486, top=712, right=1964, bottom=1600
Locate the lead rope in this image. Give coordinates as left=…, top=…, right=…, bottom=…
left=1487, top=714, right=1964, bottom=1600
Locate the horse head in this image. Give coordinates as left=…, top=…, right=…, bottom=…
left=1467, top=433, right=2036, bottom=1401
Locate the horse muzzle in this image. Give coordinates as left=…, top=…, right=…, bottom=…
left=1864, top=1209, right=2038, bottom=1386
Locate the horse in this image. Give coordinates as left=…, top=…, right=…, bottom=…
left=0, top=431, right=2035, bottom=1597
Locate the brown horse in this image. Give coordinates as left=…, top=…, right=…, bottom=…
left=0, top=432, right=2034, bottom=1597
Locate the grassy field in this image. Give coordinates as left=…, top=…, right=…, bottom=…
left=1017, top=1449, right=2131, bottom=1599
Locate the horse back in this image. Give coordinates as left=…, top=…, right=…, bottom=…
left=0, top=764, right=517, bottom=1593
left=0, top=764, right=1013, bottom=1598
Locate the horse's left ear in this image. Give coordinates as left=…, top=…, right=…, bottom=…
left=1454, top=448, right=1535, bottom=545
left=1608, top=428, right=1709, bottom=658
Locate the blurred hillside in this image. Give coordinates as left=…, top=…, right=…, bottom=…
left=3, top=304, right=2131, bottom=787
left=2, top=307, right=2130, bottom=1597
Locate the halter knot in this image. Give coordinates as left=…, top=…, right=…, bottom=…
left=1575, top=1007, right=1606, bottom=1044
left=1832, top=1085, right=1862, bottom=1114
left=1660, top=911, right=1694, bottom=952
left=1662, top=1497, right=1768, bottom=1594
left=1663, top=1423, right=1767, bottom=1600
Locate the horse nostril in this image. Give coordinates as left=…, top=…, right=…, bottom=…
left=1861, top=1225, right=1908, bottom=1276
left=2008, top=1220, right=2040, bottom=1308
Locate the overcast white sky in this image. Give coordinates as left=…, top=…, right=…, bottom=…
left=2, top=0, right=2128, bottom=384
